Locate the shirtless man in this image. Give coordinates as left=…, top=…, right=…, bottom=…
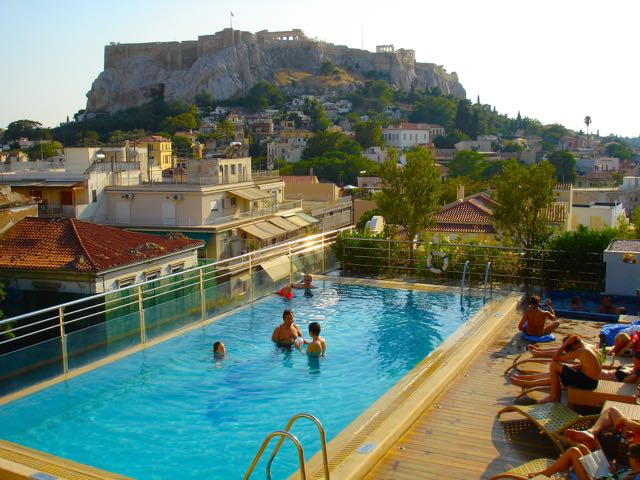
left=291, top=274, right=316, bottom=290
left=540, top=334, right=600, bottom=403
left=271, top=309, right=303, bottom=348
left=518, top=295, right=560, bottom=337
left=306, top=322, right=326, bottom=357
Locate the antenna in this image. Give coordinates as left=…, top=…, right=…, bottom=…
left=361, top=24, right=364, bottom=49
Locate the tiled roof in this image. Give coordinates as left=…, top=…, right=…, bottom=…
left=430, top=223, right=496, bottom=234
left=435, top=193, right=497, bottom=224
left=554, top=183, right=572, bottom=191
left=140, top=135, right=171, bottom=143
left=608, top=240, right=640, bottom=253
left=385, top=123, right=430, bottom=131
left=0, top=218, right=202, bottom=273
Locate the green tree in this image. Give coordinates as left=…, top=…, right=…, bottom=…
left=631, top=205, right=640, bottom=232
left=492, top=159, right=556, bottom=249
left=542, top=123, right=568, bottom=147
left=440, top=176, right=488, bottom=204
left=5, top=119, right=44, bottom=141
left=195, top=91, right=214, bottom=109
left=353, top=120, right=383, bottom=149
left=292, top=154, right=376, bottom=185
left=303, top=98, right=330, bottom=132
left=433, top=129, right=469, bottom=149
left=408, top=96, right=456, bottom=128
left=448, top=150, right=486, bottom=178
left=160, top=112, right=198, bottom=133
left=173, top=136, right=193, bottom=157
left=26, top=141, right=63, bottom=160
left=107, top=129, right=147, bottom=144
left=302, top=131, right=361, bottom=159
left=376, top=148, right=441, bottom=257
left=454, top=99, right=473, bottom=136
left=606, top=142, right=633, bottom=160
left=244, top=81, right=284, bottom=111
left=548, top=150, right=577, bottom=182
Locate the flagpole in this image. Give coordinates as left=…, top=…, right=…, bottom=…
left=230, top=11, right=233, bottom=29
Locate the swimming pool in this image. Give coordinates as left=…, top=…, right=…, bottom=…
left=0, top=281, right=485, bottom=479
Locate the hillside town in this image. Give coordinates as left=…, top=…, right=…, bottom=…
left=3, top=18, right=640, bottom=480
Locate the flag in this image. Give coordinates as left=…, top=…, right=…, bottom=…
left=230, top=11, right=234, bottom=16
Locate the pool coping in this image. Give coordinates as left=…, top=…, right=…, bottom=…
left=293, top=278, right=522, bottom=480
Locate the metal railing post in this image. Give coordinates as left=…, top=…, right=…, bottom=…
left=58, top=307, right=68, bottom=374
left=321, top=232, right=326, bottom=274
left=138, top=286, right=146, bottom=344
left=199, top=269, right=206, bottom=321
left=289, top=245, right=293, bottom=284
left=387, top=239, right=391, bottom=269
left=249, top=254, right=254, bottom=303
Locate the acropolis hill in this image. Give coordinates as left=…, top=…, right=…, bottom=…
left=86, top=28, right=466, bottom=113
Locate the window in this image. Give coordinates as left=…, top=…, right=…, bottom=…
left=230, top=197, right=237, bottom=206
left=231, top=164, right=236, bottom=175
left=92, top=189, right=97, bottom=203
left=144, top=269, right=161, bottom=281
left=116, top=276, right=136, bottom=288
left=170, top=263, right=184, bottom=274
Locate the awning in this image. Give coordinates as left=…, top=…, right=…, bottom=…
left=296, top=212, right=319, bottom=224
left=268, top=216, right=300, bottom=232
left=259, top=256, right=291, bottom=282
left=256, top=222, right=287, bottom=237
left=238, top=224, right=274, bottom=241
left=230, top=188, right=273, bottom=201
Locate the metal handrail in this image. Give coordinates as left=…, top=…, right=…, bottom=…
left=243, top=431, right=307, bottom=480
left=484, top=262, right=493, bottom=299
left=460, top=260, right=470, bottom=297
left=265, top=413, right=330, bottom=480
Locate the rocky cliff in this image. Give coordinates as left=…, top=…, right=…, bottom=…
left=86, top=28, right=466, bottom=113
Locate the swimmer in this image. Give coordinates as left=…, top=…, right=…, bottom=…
left=598, top=295, right=622, bottom=315
left=291, top=274, right=316, bottom=290
left=306, top=322, right=326, bottom=357
left=271, top=309, right=304, bottom=349
left=276, top=285, right=294, bottom=300
left=213, top=341, right=226, bottom=359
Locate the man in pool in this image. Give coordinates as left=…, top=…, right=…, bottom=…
left=517, top=295, right=560, bottom=337
left=291, top=274, right=316, bottom=290
left=271, top=309, right=304, bottom=349
left=305, top=322, right=326, bottom=357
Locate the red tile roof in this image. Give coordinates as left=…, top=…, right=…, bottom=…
left=430, top=223, right=496, bottom=234
left=0, top=218, right=202, bottom=272
left=140, top=135, right=171, bottom=143
left=435, top=193, right=497, bottom=224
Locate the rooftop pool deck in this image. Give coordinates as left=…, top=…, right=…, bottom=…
left=0, top=277, right=613, bottom=480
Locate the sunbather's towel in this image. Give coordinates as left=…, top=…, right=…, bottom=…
left=601, top=321, right=640, bottom=346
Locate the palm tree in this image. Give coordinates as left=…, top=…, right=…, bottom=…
left=584, top=116, right=592, bottom=146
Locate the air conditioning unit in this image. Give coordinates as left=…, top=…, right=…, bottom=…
left=122, top=193, right=134, bottom=200
left=172, top=194, right=183, bottom=201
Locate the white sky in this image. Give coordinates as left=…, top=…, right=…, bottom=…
left=1, top=0, right=638, bottom=137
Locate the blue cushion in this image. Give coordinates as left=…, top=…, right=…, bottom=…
left=521, top=332, right=555, bottom=343
left=601, top=321, right=640, bottom=346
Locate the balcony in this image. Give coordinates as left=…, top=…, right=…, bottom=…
left=210, top=200, right=302, bottom=226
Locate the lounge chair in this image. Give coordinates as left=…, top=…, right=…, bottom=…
left=488, top=458, right=557, bottom=479
left=497, top=403, right=599, bottom=452
left=566, top=379, right=638, bottom=409
left=504, top=351, right=552, bottom=375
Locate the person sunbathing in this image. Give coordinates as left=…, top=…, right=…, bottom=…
left=600, top=350, right=640, bottom=383
left=525, top=442, right=640, bottom=480
left=511, top=334, right=600, bottom=403
left=565, top=405, right=640, bottom=475
left=518, top=295, right=560, bottom=337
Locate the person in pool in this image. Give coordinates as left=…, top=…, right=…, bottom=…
left=517, top=295, right=560, bottom=337
left=271, top=309, right=304, bottom=349
left=305, top=322, right=326, bottom=357
left=213, top=341, right=226, bottom=359
left=291, top=274, right=316, bottom=290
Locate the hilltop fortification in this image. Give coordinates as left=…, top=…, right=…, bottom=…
left=87, top=28, right=466, bottom=113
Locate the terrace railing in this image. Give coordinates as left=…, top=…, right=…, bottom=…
left=334, top=236, right=606, bottom=292
left=0, top=227, right=351, bottom=397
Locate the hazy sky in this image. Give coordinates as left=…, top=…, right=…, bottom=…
left=1, top=0, right=638, bottom=137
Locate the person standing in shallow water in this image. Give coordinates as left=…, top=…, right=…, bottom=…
left=271, top=309, right=303, bottom=349
left=518, top=295, right=559, bottom=337
left=305, top=322, right=326, bottom=357
left=213, top=341, right=226, bottom=359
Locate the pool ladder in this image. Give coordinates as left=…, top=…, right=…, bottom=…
left=243, top=413, right=330, bottom=480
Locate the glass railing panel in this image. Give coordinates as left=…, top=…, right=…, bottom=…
left=66, top=311, right=141, bottom=370
left=144, top=290, right=203, bottom=341
left=0, top=338, right=64, bottom=396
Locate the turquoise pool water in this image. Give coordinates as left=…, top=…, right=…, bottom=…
left=0, top=282, right=485, bottom=479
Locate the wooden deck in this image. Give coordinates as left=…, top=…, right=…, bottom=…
left=364, top=316, right=605, bottom=479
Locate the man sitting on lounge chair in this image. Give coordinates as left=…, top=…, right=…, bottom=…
left=511, top=334, right=600, bottom=403
left=518, top=295, right=560, bottom=338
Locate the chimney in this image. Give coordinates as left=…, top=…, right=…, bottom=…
left=456, top=184, right=465, bottom=201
